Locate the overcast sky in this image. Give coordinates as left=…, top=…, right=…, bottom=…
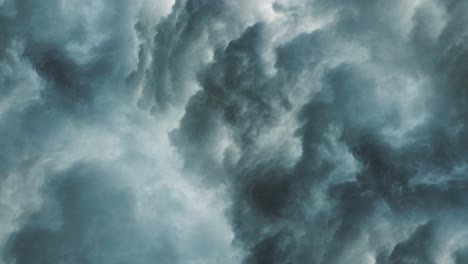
left=1, top=0, right=468, bottom=263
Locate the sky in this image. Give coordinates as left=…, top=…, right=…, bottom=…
left=0, top=0, right=468, bottom=263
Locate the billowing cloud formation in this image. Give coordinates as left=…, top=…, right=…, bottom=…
left=1, top=0, right=468, bottom=263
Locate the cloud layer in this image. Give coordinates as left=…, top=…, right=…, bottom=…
left=1, top=0, right=468, bottom=263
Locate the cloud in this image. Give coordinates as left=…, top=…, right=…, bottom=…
left=0, top=1, right=239, bottom=263
left=1, top=0, right=468, bottom=263
left=170, top=0, right=468, bottom=263
left=3, top=163, right=171, bottom=264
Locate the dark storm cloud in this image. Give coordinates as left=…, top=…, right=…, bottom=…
left=454, top=248, right=468, bottom=264
left=387, top=222, right=436, bottom=264
left=0, top=0, right=144, bottom=199
left=169, top=0, right=468, bottom=263
left=0, top=1, right=147, bottom=261
left=2, top=0, right=468, bottom=263
left=1, top=1, right=239, bottom=264
left=0, top=0, right=146, bottom=113
left=138, top=0, right=267, bottom=114
left=139, top=0, right=224, bottom=112
left=170, top=23, right=275, bottom=180
left=3, top=163, right=177, bottom=264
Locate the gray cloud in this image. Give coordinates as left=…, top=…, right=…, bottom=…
left=3, top=163, right=177, bottom=264
left=170, top=0, right=468, bottom=263
left=1, top=0, right=468, bottom=263
left=0, top=1, right=239, bottom=263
